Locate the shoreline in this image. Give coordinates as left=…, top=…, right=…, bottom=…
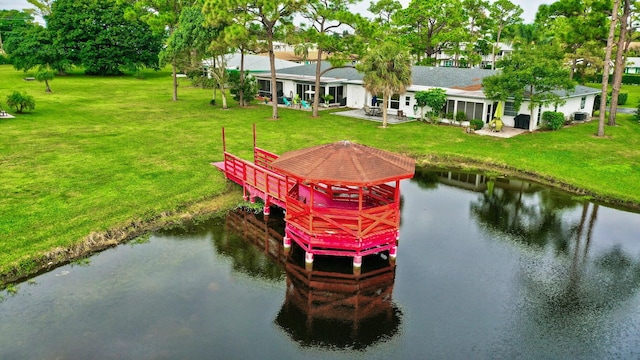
left=1, top=160, right=639, bottom=288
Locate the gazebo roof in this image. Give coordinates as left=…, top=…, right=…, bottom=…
left=270, top=141, right=415, bottom=186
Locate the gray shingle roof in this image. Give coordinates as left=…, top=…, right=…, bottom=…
left=272, top=62, right=597, bottom=97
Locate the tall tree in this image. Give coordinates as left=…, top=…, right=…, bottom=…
left=299, top=0, right=362, bottom=117
left=598, top=0, right=620, bottom=137
left=393, top=0, right=466, bottom=64
left=482, top=45, right=575, bottom=131
left=357, top=41, right=412, bottom=128
left=48, top=0, right=162, bottom=75
left=164, top=5, right=230, bottom=107
left=488, top=0, right=523, bottom=70
left=124, top=0, right=193, bottom=101
left=537, top=0, right=609, bottom=80
left=609, top=0, right=633, bottom=126
left=205, top=0, right=304, bottom=119
left=368, top=0, right=402, bottom=26
left=4, top=24, right=70, bottom=74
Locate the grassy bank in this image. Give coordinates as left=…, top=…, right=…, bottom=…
left=1, top=65, right=639, bottom=283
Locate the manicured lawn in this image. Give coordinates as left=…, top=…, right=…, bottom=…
left=586, top=82, right=640, bottom=109
left=1, top=65, right=639, bottom=281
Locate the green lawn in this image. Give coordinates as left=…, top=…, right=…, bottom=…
left=1, top=65, right=639, bottom=283
left=586, top=82, right=640, bottom=109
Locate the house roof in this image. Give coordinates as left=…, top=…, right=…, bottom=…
left=265, top=62, right=597, bottom=98
left=221, top=53, right=299, bottom=72
left=268, top=62, right=499, bottom=88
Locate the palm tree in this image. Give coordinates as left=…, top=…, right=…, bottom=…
left=358, top=41, right=412, bottom=128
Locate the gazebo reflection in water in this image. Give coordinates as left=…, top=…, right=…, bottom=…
left=225, top=209, right=402, bottom=349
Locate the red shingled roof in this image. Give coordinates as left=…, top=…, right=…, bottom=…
left=270, top=141, right=415, bottom=186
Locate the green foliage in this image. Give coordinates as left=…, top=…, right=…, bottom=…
left=483, top=44, right=575, bottom=117
left=470, top=119, right=484, bottom=130
left=635, top=101, right=640, bottom=122
left=47, top=0, right=163, bottom=75
left=455, top=111, right=467, bottom=123
left=228, top=72, right=258, bottom=103
left=542, top=111, right=565, bottom=130
left=35, top=67, right=54, bottom=92
left=358, top=40, right=412, bottom=127
left=4, top=24, right=70, bottom=74
left=6, top=91, right=35, bottom=113
left=617, top=92, right=628, bottom=105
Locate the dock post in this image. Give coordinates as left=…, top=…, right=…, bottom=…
left=305, top=252, right=314, bottom=271
left=283, top=236, right=291, bottom=253
left=389, top=246, right=398, bottom=262
left=353, top=255, right=363, bottom=275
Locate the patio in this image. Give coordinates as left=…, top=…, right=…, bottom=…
left=332, top=108, right=417, bottom=125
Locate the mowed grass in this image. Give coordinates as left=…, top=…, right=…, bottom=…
left=1, top=65, right=640, bottom=279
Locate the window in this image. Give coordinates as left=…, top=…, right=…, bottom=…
left=443, top=60, right=454, bottom=67
left=504, top=102, right=517, bottom=116
left=258, top=79, right=270, bottom=97
left=405, top=96, right=411, bottom=106
left=580, top=96, right=586, bottom=109
left=328, top=85, right=344, bottom=104
left=389, top=94, right=400, bottom=109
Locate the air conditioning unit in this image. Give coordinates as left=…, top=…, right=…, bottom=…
left=573, top=112, right=587, bottom=121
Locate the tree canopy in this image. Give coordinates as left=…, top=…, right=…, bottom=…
left=483, top=45, right=575, bottom=128
left=48, top=0, right=163, bottom=75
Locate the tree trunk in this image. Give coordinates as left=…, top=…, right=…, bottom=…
left=312, top=48, right=323, bottom=117
left=172, top=62, right=178, bottom=101
left=267, top=32, right=278, bottom=119
left=220, top=85, right=228, bottom=109
left=382, top=92, right=389, bottom=128
left=44, top=79, right=51, bottom=93
left=239, top=50, right=245, bottom=107
left=609, top=0, right=631, bottom=127
left=598, top=0, right=620, bottom=137
left=491, top=28, right=502, bottom=71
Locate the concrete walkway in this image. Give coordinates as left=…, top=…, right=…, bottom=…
left=474, top=126, right=528, bottom=138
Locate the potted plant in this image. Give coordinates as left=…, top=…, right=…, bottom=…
left=322, top=94, right=334, bottom=107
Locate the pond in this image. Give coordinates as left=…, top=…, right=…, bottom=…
left=1, top=169, right=640, bottom=359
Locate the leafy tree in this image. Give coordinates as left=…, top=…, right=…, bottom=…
left=163, top=5, right=229, bottom=107
left=368, top=0, right=402, bottom=26
left=536, top=0, right=609, bottom=80
left=298, top=0, right=363, bottom=117
left=229, top=71, right=258, bottom=104
left=123, top=0, right=193, bottom=101
left=423, top=88, right=447, bottom=121
left=358, top=41, right=412, bottom=128
left=6, top=91, right=35, bottom=113
left=482, top=45, right=575, bottom=131
left=393, top=0, right=466, bottom=63
left=4, top=24, right=69, bottom=74
left=48, top=0, right=162, bottom=75
left=205, top=0, right=305, bottom=119
left=26, top=0, right=54, bottom=18
left=35, top=66, right=54, bottom=92
left=0, top=10, right=35, bottom=47
left=488, top=0, right=523, bottom=70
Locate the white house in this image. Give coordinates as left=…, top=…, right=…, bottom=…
left=254, top=63, right=599, bottom=131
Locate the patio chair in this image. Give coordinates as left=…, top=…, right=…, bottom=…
left=301, top=100, right=310, bottom=109
left=283, top=97, right=292, bottom=107
left=363, top=105, right=373, bottom=116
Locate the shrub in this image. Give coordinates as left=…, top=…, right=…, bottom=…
left=455, top=111, right=467, bottom=123
left=542, top=111, right=564, bottom=130
left=617, top=92, right=628, bottom=105
left=470, top=119, right=484, bottom=130
left=6, top=91, right=35, bottom=113
left=445, top=112, right=454, bottom=120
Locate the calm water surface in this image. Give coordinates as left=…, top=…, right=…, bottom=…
left=1, top=169, right=640, bottom=359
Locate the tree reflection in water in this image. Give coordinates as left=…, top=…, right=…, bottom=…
left=460, top=169, right=640, bottom=325
left=223, top=209, right=402, bottom=350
